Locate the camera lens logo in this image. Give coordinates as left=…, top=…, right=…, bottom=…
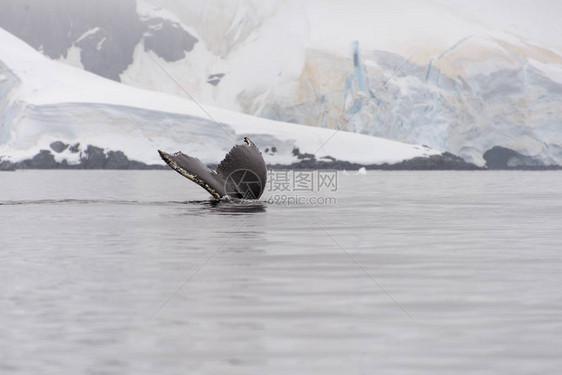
left=224, top=169, right=263, bottom=199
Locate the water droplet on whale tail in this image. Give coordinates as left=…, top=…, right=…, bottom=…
left=158, top=137, right=267, bottom=200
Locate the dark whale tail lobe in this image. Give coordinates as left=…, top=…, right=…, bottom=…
left=158, top=137, right=267, bottom=200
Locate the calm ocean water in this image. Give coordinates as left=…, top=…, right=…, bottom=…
left=1, top=170, right=561, bottom=374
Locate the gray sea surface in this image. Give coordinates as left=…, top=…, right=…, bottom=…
left=1, top=170, right=561, bottom=374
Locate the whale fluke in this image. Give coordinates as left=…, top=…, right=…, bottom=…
left=158, top=137, right=267, bottom=200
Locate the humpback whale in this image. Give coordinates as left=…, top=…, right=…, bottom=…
left=158, top=137, right=267, bottom=200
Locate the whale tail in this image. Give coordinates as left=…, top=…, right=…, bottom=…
left=158, top=137, right=267, bottom=200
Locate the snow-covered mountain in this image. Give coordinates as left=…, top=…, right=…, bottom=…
left=0, top=27, right=442, bottom=168
left=1, top=0, right=561, bottom=166
left=0, top=0, right=308, bottom=115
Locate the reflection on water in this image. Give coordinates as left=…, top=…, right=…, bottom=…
left=1, top=170, right=562, bottom=375
left=183, top=199, right=268, bottom=215
left=0, top=198, right=268, bottom=215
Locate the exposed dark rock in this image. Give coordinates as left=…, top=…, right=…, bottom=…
left=81, top=145, right=107, bottom=169
left=105, top=150, right=130, bottom=169
left=7, top=146, right=559, bottom=171
left=7, top=144, right=167, bottom=170
left=16, top=150, right=58, bottom=169
left=76, top=29, right=142, bottom=82
left=0, top=0, right=144, bottom=82
left=50, top=141, right=68, bottom=153
left=0, top=0, right=198, bottom=81
left=384, top=152, right=482, bottom=170
left=128, top=160, right=166, bottom=170
left=268, top=159, right=364, bottom=170
left=143, top=18, right=198, bottom=62
left=268, top=152, right=482, bottom=170
left=69, top=143, right=81, bottom=153
left=264, top=146, right=279, bottom=155
left=286, top=148, right=480, bottom=170
left=292, top=147, right=316, bottom=161
left=207, top=73, right=225, bottom=86
left=29, top=150, right=58, bottom=169
left=484, top=146, right=522, bottom=169
left=0, top=159, right=16, bottom=171
left=483, top=146, right=549, bottom=169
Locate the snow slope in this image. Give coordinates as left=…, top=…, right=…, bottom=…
left=0, top=28, right=439, bottom=166
left=125, top=0, right=309, bottom=115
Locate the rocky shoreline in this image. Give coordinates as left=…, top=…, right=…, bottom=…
left=1, top=142, right=560, bottom=171
left=266, top=149, right=483, bottom=170
left=0, top=142, right=166, bottom=171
